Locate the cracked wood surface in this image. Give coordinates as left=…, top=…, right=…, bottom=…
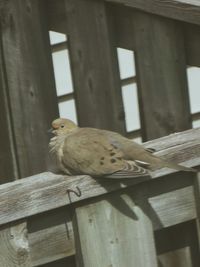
left=0, top=128, right=199, bottom=266
left=0, top=127, right=199, bottom=227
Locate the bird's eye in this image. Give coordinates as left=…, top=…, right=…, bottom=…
left=60, top=125, right=65, bottom=128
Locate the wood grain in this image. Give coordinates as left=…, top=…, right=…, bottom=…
left=47, top=3, right=200, bottom=69
left=194, top=173, right=200, bottom=252
left=132, top=11, right=191, bottom=140
left=47, top=0, right=67, bottom=33
left=0, top=128, right=199, bottom=227
left=112, top=6, right=200, bottom=69
left=0, top=127, right=197, bottom=265
left=0, top=1, right=58, bottom=266
left=106, top=0, right=200, bottom=26
left=25, top=178, right=196, bottom=266
left=0, top=128, right=199, bottom=266
left=0, top=0, right=58, bottom=179
left=0, top=222, right=31, bottom=267
left=47, top=0, right=200, bottom=31
left=155, top=220, right=200, bottom=267
left=27, top=207, right=75, bottom=266
left=29, top=223, right=74, bottom=266
left=184, top=24, right=200, bottom=67
left=74, top=194, right=158, bottom=267
left=64, top=0, right=125, bottom=133
left=0, top=21, right=18, bottom=183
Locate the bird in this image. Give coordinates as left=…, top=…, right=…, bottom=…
left=49, top=118, right=196, bottom=179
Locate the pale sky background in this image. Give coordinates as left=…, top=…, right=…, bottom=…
left=49, top=31, right=200, bottom=135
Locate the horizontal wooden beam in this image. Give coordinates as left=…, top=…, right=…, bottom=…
left=0, top=127, right=199, bottom=266
left=29, top=218, right=75, bottom=266
left=47, top=0, right=200, bottom=30
left=51, top=41, right=68, bottom=53
left=47, top=2, right=200, bottom=68
left=58, top=92, right=74, bottom=103
left=113, top=6, right=200, bottom=69
left=28, top=182, right=196, bottom=266
left=0, top=127, right=199, bottom=227
left=193, top=112, right=200, bottom=122
left=106, top=0, right=200, bottom=26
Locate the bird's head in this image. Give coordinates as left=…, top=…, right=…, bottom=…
left=49, top=118, right=78, bottom=136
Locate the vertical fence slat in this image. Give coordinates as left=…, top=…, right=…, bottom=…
left=184, top=24, right=200, bottom=67
left=155, top=220, right=200, bottom=267
left=64, top=0, right=125, bottom=133
left=28, top=207, right=75, bottom=267
left=0, top=0, right=58, bottom=180
left=112, top=6, right=200, bottom=68
left=158, top=248, right=193, bottom=267
left=0, top=25, right=18, bottom=183
left=133, top=11, right=191, bottom=141
left=195, top=173, right=200, bottom=256
left=0, top=222, right=31, bottom=267
left=73, top=194, right=158, bottom=267
left=0, top=1, right=59, bottom=266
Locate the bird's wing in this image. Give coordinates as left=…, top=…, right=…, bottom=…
left=62, top=128, right=149, bottom=178
left=104, top=130, right=196, bottom=172
left=103, top=160, right=149, bottom=179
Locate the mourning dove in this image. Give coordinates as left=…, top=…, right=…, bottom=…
left=49, top=118, right=196, bottom=179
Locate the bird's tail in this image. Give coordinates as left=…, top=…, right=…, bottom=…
left=164, top=161, right=197, bottom=173
left=147, top=154, right=197, bottom=173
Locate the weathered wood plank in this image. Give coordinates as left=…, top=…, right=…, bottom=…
left=30, top=223, right=74, bottom=266
left=106, top=0, right=200, bottom=26
left=184, top=24, right=200, bottom=67
left=155, top=221, right=200, bottom=267
left=47, top=0, right=67, bottom=33
left=98, top=7, right=194, bottom=140
left=0, top=22, right=18, bottom=184
left=106, top=6, right=200, bottom=69
left=148, top=186, right=196, bottom=229
left=26, top=179, right=196, bottom=265
left=47, top=0, right=200, bottom=31
left=0, top=129, right=197, bottom=267
left=0, top=222, right=31, bottom=267
left=0, top=1, right=59, bottom=265
left=74, top=194, right=158, bottom=267
left=111, top=5, right=135, bottom=51
left=0, top=0, right=58, bottom=179
left=0, top=128, right=199, bottom=226
left=158, top=248, right=193, bottom=267
left=47, top=2, right=200, bottom=68
left=132, top=11, right=191, bottom=140
left=28, top=208, right=75, bottom=266
left=64, top=0, right=125, bottom=133
left=194, top=172, right=200, bottom=250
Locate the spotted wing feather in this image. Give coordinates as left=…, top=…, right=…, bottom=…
left=62, top=128, right=150, bottom=178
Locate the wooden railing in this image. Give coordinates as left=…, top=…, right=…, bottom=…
left=0, top=0, right=200, bottom=266
left=0, top=128, right=199, bottom=266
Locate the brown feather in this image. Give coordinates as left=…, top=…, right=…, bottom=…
left=49, top=118, right=196, bottom=178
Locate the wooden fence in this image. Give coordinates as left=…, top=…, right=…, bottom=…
left=0, top=0, right=200, bottom=266
left=0, top=128, right=199, bottom=266
left=47, top=0, right=200, bottom=139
